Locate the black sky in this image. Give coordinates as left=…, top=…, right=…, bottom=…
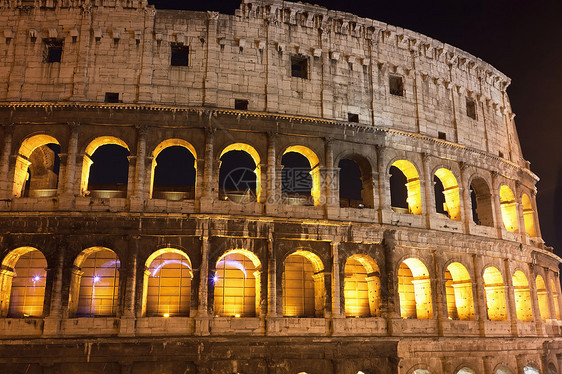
left=148, top=0, right=562, bottom=255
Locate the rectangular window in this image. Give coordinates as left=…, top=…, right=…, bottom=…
left=348, top=113, right=359, bottom=123
left=291, top=55, right=308, bottom=79
left=389, top=75, right=404, bottom=96
left=43, top=38, right=63, bottom=63
left=104, top=92, right=120, bottom=103
left=235, top=99, right=249, bottom=110
left=466, top=98, right=477, bottom=119
left=438, top=132, right=446, bottom=140
left=171, top=44, right=189, bottom=66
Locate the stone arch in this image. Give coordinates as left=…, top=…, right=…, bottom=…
left=398, top=257, right=432, bottom=319
left=468, top=175, right=494, bottom=227
left=213, top=249, right=262, bottom=317
left=344, top=254, right=380, bottom=317
left=0, top=247, right=47, bottom=317
left=494, top=365, right=514, bottom=374
left=13, top=134, right=61, bottom=198
left=336, top=153, right=375, bottom=209
left=550, top=278, right=560, bottom=320
left=150, top=139, right=197, bottom=200
left=523, top=364, right=540, bottom=374
left=69, top=247, right=120, bottom=317
left=142, top=248, right=193, bottom=317
left=536, top=274, right=550, bottom=321
left=389, top=159, right=422, bottom=215
left=81, top=136, right=130, bottom=196
left=521, top=193, right=536, bottom=237
left=455, top=366, right=477, bottom=374
left=482, top=266, right=508, bottom=321
left=406, top=364, right=434, bottom=374
left=282, top=145, right=321, bottom=206
left=433, top=167, right=461, bottom=220
left=512, top=270, right=533, bottom=322
left=219, top=143, right=262, bottom=203
left=444, top=261, right=475, bottom=320
left=282, top=249, right=325, bottom=317
left=499, top=185, right=518, bottom=232
left=548, top=363, right=558, bottom=374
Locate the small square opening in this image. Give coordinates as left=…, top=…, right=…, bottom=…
left=104, top=92, right=120, bottom=103
left=291, top=54, right=308, bottom=79
left=389, top=75, right=404, bottom=96
left=466, top=98, right=477, bottom=119
left=171, top=44, right=189, bottom=67
left=438, top=132, right=446, bottom=140
left=43, top=38, right=63, bottom=63
left=348, top=113, right=359, bottom=123
left=235, top=99, right=249, bottom=110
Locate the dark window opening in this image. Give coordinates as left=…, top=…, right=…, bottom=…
left=470, top=188, right=479, bottom=224
left=470, top=178, right=494, bottom=227
left=291, top=54, right=308, bottom=79
left=171, top=44, right=189, bottom=67
left=348, top=113, right=359, bottom=123
left=499, top=151, right=504, bottom=158
left=389, top=165, right=408, bottom=211
left=23, top=143, right=61, bottom=198
left=43, top=38, right=63, bottom=63
left=219, top=150, right=257, bottom=203
left=235, top=99, right=249, bottom=111
left=438, top=132, right=446, bottom=140
left=152, top=146, right=196, bottom=200
left=389, top=75, right=404, bottom=96
left=282, top=152, right=313, bottom=205
left=434, top=175, right=448, bottom=216
left=87, top=144, right=130, bottom=198
left=466, top=98, right=477, bottom=119
left=104, top=92, right=120, bottom=103
left=339, top=158, right=372, bottom=208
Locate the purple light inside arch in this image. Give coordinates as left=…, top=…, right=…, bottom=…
left=93, top=276, right=101, bottom=283
left=150, top=260, right=192, bottom=277
left=32, top=275, right=41, bottom=283
left=216, top=259, right=247, bottom=277
left=212, top=275, right=219, bottom=283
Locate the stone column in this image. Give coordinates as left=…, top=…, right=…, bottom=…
left=472, top=254, right=488, bottom=335
left=266, top=132, right=277, bottom=206
left=0, top=124, right=14, bottom=199
left=527, top=263, right=544, bottom=335
left=375, top=145, right=388, bottom=223
left=459, top=162, right=472, bottom=233
left=130, top=125, right=147, bottom=211
left=421, top=152, right=434, bottom=228
left=490, top=172, right=504, bottom=237
left=62, top=122, right=80, bottom=196
left=432, top=251, right=445, bottom=335
left=43, top=246, right=65, bottom=336
left=530, top=190, right=542, bottom=240
left=324, top=138, right=338, bottom=209
left=196, top=220, right=210, bottom=336
left=503, top=259, right=519, bottom=336
left=199, top=128, right=215, bottom=211
left=514, top=182, right=527, bottom=242
left=266, top=228, right=277, bottom=317
left=544, top=269, right=557, bottom=322
left=123, top=237, right=138, bottom=318
left=331, top=240, right=342, bottom=318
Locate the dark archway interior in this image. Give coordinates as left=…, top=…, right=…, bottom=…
left=88, top=144, right=130, bottom=190
left=282, top=152, right=313, bottom=205
left=470, top=187, right=479, bottom=223
left=390, top=165, right=408, bottom=210
left=434, top=175, right=447, bottom=216
left=153, top=146, right=196, bottom=199
left=339, top=158, right=363, bottom=207
left=23, top=143, right=61, bottom=197
left=218, top=150, right=257, bottom=201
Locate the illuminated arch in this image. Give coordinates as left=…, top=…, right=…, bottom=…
left=444, top=262, right=474, bottom=320
left=495, top=366, right=514, bottom=374
left=283, top=250, right=325, bottom=317
left=523, top=364, right=540, bottom=374
left=521, top=194, right=536, bottom=237
left=536, top=274, right=550, bottom=321
left=512, top=271, right=533, bottom=322
left=550, top=279, right=560, bottom=320
left=398, top=258, right=432, bottom=319
left=213, top=249, right=261, bottom=317
left=150, top=139, right=197, bottom=199
left=143, top=248, right=193, bottom=317
left=69, top=247, right=120, bottom=317
left=469, top=176, right=494, bottom=227
left=80, top=136, right=130, bottom=195
left=434, top=168, right=461, bottom=220
left=219, top=143, right=262, bottom=203
left=13, top=134, right=60, bottom=197
left=282, top=146, right=321, bottom=206
left=337, top=154, right=375, bottom=209
left=456, top=368, right=477, bottom=374
left=390, top=160, right=422, bottom=215
left=0, top=247, right=47, bottom=317
left=499, top=185, right=518, bottom=232
left=482, top=266, right=508, bottom=321
left=344, top=254, right=380, bottom=317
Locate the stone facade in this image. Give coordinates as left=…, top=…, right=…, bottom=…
left=0, top=0, right=560, bottom=373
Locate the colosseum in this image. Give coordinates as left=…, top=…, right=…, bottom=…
left=0, top=0, right=560, bottom=373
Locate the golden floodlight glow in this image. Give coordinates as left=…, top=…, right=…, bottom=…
left=434, top=168, right=461, bottom=220
left=536, top=275, right=550, bottom=321
left=521, top=193, right=536, bottom=237
left=344, top=254, right=380, bottom=318
left=163, top=313, right=170, bottom=318
left=512, top=271, right=533, bottom=322
left=499, top=185, right=518, bottom=232
left=391, top=160, right=422, bottom=215
left=283, top=146, right=321, bottom=206
left=398, top=258, right=432, bottom=319
left=482, top=266, right=508, bottom=321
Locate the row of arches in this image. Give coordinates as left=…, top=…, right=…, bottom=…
left=12, top=134, right=538, bottom=235
left=1, top=246, right=559, bottom=323
left=410, top=364, right=544, bottom=374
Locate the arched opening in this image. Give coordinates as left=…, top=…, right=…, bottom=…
left=218, top=144, right=260, bottom=204
left=470, top=177, right=494, bottom=226
left=282, top=146, right=320, bottom=206
left=70, top=247, right=120, bottom=317
left=512, top=271, right=533, bottom=322
left=495, top=366, right=513, bottom=374
left=548, top=363, right=557, bottom=374
left=151, top=140, right=196, bottom=200
left=13, top=135, right=61, bottom=198
left=499, top=185, right=518, bottom=232
left=338, top=157, right=374, bottom=209
left=82, top=137, right=130, bottom=198
left=523, top=365, right=540, bottom=374
left=521, top=194, right=536, bottom=237
left=344, top=254, right=380, bottom=317
left=213, top=249, right=261, bottom=317
left=482, top=266, right=507, bottom=321
left=0, top=247, right=47, bottom=317
left=144, top=248, right=192, bottom=317
left=283, top=250, right=325, bottom=317
left=398, top=258, right=432, bottom=319
left=390, top=160, right=422, bottom=215
left=434, top=168, right=461, bottom=220
left=550, top=279, right=560, bottom=320
left=444, top=262, right=474, bottom=320
left=413, top=369, right=432, bottom=374
left=456, top=368, right=476, bottom=374
left=536, top=275, right=550, bottom=321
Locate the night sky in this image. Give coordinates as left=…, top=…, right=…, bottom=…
left=148, top=0, right=562, bottom=255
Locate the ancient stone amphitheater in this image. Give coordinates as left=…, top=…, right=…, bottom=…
left=0, top=0, right=560, bottom=373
